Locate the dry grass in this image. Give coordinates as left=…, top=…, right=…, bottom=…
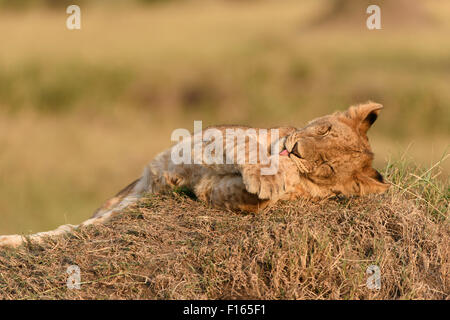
left=0, top=162, right=448, bottom=300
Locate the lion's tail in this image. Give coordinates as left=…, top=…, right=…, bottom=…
left=0, top=176, right=147, bottom=248
left=0, top=152, right=168, bottom=249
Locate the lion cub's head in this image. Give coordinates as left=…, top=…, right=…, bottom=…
left=284, top=102, right=390, bottom=197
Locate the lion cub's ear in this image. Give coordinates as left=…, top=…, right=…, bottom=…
left=346, top=102, right=384, bottom=135
left=353, top=167, right=390, bottom=195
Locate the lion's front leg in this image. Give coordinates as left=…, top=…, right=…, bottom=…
left=240, top=156, right=301, bottom=200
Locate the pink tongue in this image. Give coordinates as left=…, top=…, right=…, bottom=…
left=279, top=149, right=289, bottom=156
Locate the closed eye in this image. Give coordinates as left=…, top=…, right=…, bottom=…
left=316, top=163, right=334, bottom=178
left=317, top=125, right=332, bottom=136
left=327, top=163, right=335, bottom=174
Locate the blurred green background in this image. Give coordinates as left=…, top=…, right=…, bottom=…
left=0, top=0, right=449, bottom=234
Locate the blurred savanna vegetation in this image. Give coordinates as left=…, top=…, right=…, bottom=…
left=0, top=0, right=449, bottom=234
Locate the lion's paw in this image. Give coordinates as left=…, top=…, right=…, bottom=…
left=242, top=166, right=287, bottom=200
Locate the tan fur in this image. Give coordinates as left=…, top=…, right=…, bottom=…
left=116, top=101, right=389, bottom=212
left=0, top=102, right=389, bottom=248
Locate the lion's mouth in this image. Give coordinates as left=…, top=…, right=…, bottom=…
left=289, top=142, right=304, bottom=159
left=280, top=142, right=304, bottom=159
left=282, top=141, right=313, bottom=173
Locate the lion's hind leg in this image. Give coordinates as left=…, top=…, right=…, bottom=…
left=195, top=174, right=272, bottom=212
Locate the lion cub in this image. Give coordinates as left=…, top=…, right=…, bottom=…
left=95, top=101, right=389, bottom=215
left=0, top=102, right=389, bottom=248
